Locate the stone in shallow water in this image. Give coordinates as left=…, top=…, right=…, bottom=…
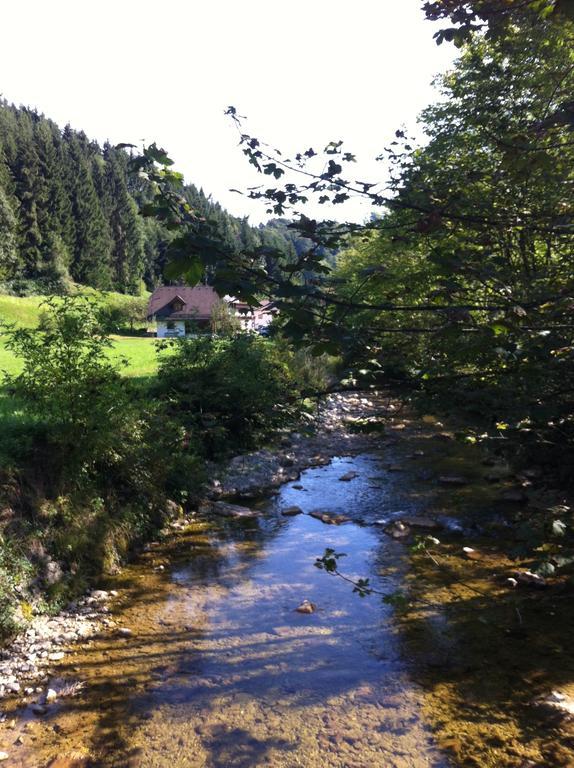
left=205, top=501, right=261, bottom=519
left=309, top=510, right=350, bottom=525
left=400, top=515, right=441, bottom=530
left=339, top=471, right=358, bottom=481
left=384, top=521, right=410, bottom=539
left=281, top=506, right=303, bottom=517
left=295, top=600, right=316, bottom=614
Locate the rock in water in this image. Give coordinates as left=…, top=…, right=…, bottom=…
left=339, top=471, right=358, bottom=482
left=384, top=521, right=410, bottom=539
left=281, top=506, right=303, bottom=517
left=400, top=515, right=441, bottom=530
left=203, top=501, right=261, bottom=519
left=309, top=510, right=350, bottom=525
left=295, top=600, right=316, bottom=614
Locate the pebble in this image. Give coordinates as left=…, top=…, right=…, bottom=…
left=117, top=628, right=133, bottom=638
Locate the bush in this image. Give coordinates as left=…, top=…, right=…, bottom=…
left=155, top=335, right=300, bottom=457
left=3, top=295, right=132, bottom=480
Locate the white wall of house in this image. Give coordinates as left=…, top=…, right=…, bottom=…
left=156, top=319, right=186, bottom=338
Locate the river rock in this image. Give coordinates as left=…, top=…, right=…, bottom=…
left=48, top=755, right=90, bottom=768
left=514, top=570, right=546, bottom=588
left=0, top=753, right=8, bottom=762
left=400, top=515, right=441, bottom=530
left=90, top=590, right=109, bottom=602
left=462, top=547, right=482, bottom=561
left=281, top=506, right=303, bottom=517
left=309, top=510, right=350, bottom=525
left=339, top=471, right=358, bottom=481
left=536, top=690, right=574, bottom=719
left=204, top=501, right=261, bottom=519
left=46, top=560, right=65, bottom=587
left=117, top=627, right=133, bottom=638
left=295, top=600, right=316, bottom=614
left=384, top=521, right=410, bottom=539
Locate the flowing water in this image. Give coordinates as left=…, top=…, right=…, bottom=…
left=2, top=454, right=453, bottom=767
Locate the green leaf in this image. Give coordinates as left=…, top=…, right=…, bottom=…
left=164, top=255, right=203, bottom=285
left=145, top=143, right=174, bottom=166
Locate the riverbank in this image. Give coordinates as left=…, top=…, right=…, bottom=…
left=0, top=391, right=387, bottom=707
left=0, top=391, right=573, bottom=766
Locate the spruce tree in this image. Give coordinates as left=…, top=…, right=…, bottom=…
left=0, top=183, right=18, bottom=280
left=65, top=131, right=113, bottom=288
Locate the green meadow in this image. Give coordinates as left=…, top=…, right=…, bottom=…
left=0, top=292, right=160, bottom=379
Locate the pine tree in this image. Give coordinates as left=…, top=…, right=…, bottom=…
left=0, top=183, right=18, bottom=280
left=12, top=127, right=43, bottom=277
left=65, top=131, right=113, bottom=288
left=102, top=146, right=144, bottom=292
left=34, top=120, right=73, bottom=277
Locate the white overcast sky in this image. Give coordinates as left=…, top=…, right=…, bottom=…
left=1, top=0, right=455, bottom=224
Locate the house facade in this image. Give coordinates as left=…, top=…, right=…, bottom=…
left=147, top=285, right=276, bottom=338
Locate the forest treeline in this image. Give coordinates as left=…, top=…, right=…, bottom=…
left=0, top=100, right=309, bottom=295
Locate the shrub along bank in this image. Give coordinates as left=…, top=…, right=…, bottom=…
left=0, top=295, right=322, bottom=639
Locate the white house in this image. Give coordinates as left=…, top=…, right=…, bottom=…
left=147, top=285, right=276, bottom=338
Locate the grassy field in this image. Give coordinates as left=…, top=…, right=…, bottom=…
left=0, top=290, right=159, bottom=379
left=0, top=335, right=160, bottom=378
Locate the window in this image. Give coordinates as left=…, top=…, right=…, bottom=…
left=166, top=320, right=175, bottom=330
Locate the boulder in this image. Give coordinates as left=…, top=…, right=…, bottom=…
left=339, top=471, right=358, bottom=482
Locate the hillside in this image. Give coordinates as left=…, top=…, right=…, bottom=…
left=0, top=101, right=301, bottom=297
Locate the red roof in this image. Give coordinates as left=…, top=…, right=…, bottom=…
left=147, top=285, right=221, bottom=320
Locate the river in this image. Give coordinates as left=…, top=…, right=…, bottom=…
left=3, top=453, right=452, bottom=767
left=4, top=424, right=574, bottom=768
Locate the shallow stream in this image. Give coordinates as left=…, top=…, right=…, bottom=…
left=4, top=454, right=452, bottom=767
left=5, top=434, right=574, bottom=768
